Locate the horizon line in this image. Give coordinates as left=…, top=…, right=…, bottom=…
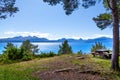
left=0, top=35, right=113, bottom=40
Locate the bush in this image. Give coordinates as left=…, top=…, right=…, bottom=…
left=22, top=53, right=33, bottom=61
left=1, top=40, right=39, bottom=63
left=77, top=50, right=83, bottom=55
left=3, top=43, right=23, bottom=61
left=7, top=46, right=18, bottom=60
left=0, top=54, right=12, bottom=64
left=39, top=51, right=56, bottom=58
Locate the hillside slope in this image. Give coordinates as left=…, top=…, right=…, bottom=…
left=0, top=54, right=119, bottom=80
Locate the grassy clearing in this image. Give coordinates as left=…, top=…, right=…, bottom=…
left=0, top=61, right=38, bottom=80
left=0, top=57, right=55, bottom=80
left=0, top=54, right=119, bottom=80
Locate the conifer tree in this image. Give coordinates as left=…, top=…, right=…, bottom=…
left=58, top=40, right=72, bottom=54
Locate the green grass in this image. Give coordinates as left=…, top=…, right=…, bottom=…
left=0, top=54, right=119, bottom=80
left=0, top=61, right=37, bottom=80
left=0, top=57, right=55, bottom=80
left=71, top=54, right=120, bottom=80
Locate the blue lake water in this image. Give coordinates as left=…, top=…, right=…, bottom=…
left=0, top=41, right=113, bottom=54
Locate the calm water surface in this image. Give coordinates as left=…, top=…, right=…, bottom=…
left=0, top=41, right=112, bottom=54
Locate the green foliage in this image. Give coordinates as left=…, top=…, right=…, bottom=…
left=22, top=53, right=33, bottom=61
left=93, top=13, right=112, bottom=30
left=32, top=45, right=39, bottom=55
left=93, top=0, right=120, bottom=30
left=1, top=40, right=39, bottom=63
left=0, top=0, right=18, bottom=19
left=39, top=51, right=56, bottom=58
left=21, top=40, right=33, bottom=55
left=20, top=40, right=39, bottom=60
left=58, top=40, right=72, bottom=54
left=91, top=42, right=107, bottom=52
left=43, top=0, right=97, bottom=15
left=7, top=46, right=18, bottom=60
left=43, top=0, right=79, bottom=15
left=21, top=40, right=39, bottom=55
left=77, top=50, right=83, bottom=55
left=3, top=43, right=23, bottom=61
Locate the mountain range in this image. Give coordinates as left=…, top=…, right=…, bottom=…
left=0, top=36, right=113, bottom=43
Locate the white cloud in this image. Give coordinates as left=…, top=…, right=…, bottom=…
left=65, top=34, right=80, bottom=39
left=94, top=34, right=112, bottom=38
left=2, top=31, right=112, bottom=40
left=4, top=31, right=50, bottom=38
left=81, top=34, right=112, bottom=39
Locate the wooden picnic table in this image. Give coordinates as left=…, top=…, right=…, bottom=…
left=91, top=49, right=112, bottom=59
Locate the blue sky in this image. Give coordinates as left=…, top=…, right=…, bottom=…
left=0, top=0, right=113, bottom=40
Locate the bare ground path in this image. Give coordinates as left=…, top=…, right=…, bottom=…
left=32, top=54, right=117, bottom=80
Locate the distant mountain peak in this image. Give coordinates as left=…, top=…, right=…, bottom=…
left=0, top=36, right=112, bottom=43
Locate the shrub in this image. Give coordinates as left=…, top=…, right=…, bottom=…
left=1, top=40, right=39, bottom=63
left=39, top=51, right=56, bottom=58
left=22, top=53, right=33, bottom=61
left=7, top=46, right=18, bottom=60
left=77, top=50, right=83, bottom=55
left=3, top=43, right=23, bottom=60
left=48, top=51, right=56, bottom=57
left=91, top=42, right=107, bottom=52
left=1, top=43, right=22, bottom=63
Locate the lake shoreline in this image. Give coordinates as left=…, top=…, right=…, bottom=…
left=0, top=41, right=112, bottom=54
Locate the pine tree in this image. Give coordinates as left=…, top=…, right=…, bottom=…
left=58, top=40, right=72, bottom=54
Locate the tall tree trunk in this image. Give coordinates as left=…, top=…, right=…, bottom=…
left=111, top=0, right=119, bottom=70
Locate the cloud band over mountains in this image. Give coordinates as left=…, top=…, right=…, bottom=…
left=2, top=31, right=112, bottom=40
left=4, top=31, right=50, bottom=38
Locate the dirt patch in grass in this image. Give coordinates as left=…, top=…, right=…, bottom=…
left=35, top=70, right=102, bottom=80
left=32, top=54, right=118, bottom=80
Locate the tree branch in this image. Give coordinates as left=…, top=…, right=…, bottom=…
left=106, top=0, right=113, bottom=10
